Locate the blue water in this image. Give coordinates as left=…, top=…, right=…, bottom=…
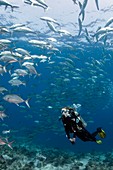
left=0, top=40, right=112, bottom=153
left=0, top=1, right=113, bottom=157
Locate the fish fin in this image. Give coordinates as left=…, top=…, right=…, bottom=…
left=18, top=59, right=23, bottom=68
left=95, top=0, right=99, bottom=10
left=16, top=103, right=19, bottom=107
left=5, top=5, right=7, bottom=10
left=11, top=6, right=13, bottom=12
left=10, top=30, right=13, bottom=37
left=0, top=117, right=4, bottom=121
left=25, top=99, right=30, bottom=108
left=7, top=141, right=14, bottom=149
left=33, top=73, right=41, bottom=79
left=22, top=82, right=26, bottom=86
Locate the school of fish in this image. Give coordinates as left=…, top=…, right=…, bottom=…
left=0, top=0, right=113, bottom=147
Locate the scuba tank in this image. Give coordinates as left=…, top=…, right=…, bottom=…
left=73, top=104, right=87, bottom=128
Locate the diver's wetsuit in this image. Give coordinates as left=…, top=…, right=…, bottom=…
left=62, top=115, right=77, bottom=139
left=61, top=113, right=99, bottom=142
left=75, top=127, right=98, bottom=142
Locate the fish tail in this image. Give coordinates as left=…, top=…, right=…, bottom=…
left=31, top=3, right=34, bottom=6
left=11, top=5, right=19, bottom=12
left=3, top=66, right=7, bottom=72
left=44, top=6, right=50, bottom=12
left=5, top=138, right=14, bottom=149
left=33, top=72, right=41, bottom=79
left=7, top=141, right=14, bottom=149
left=5, top=5, right=8, bottom=10
left=25, top=99, right=30, bottom=108
left=22, top=82, right=26, bottom=86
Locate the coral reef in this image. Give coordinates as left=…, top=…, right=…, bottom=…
left=0, top=145, right=113, bottom=170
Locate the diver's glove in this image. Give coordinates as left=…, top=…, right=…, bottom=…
left=69, top=138, right=76, bottom=144
left=59, top=116, right=62, bottom=121
left=96, top=140, right=102, bottom=144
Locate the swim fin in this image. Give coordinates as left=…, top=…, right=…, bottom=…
left=96, top=140, right=102, bottom=144
left=98, top=129, right=106, bottom=138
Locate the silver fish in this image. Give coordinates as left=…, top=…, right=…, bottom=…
left=15, top=48, right=30, bottom=56
left=0, top=111, right=7, bottom=120
left=78, top=17, right=82, bottom=36
left=33, top=2, right=48, bottom=10
left=0, top=64, right=6, bottom=75
left=78, top=1, right=85, bottom=21
left=13, top=26, right=34, bottom=33
left=35, top=0, right=48, bottom=8
left=2, top=130, right=10, bottom=134
left=93, top=27, right=113, bottom=38
left=0, top=55, right=18, bottom=63
left=0, top=39, right=11, bottom=44
left=0, top=87, right=8, bottom=94
left=8, top=79, right=26, bottom=87
left=47, top=22, right=57, bottom=32
left=104, top=17, right=113, bottom=27
left=14, top=69, right=28, bottom=77
left=3, top=94, right=30, bottom=108
left=40, top=16, right=60, bottom=25
left=79, top=0, right=88, bottom=17
left=0, top=0, right=19, bottom=12
left=25, top=64, right=40, bottom=76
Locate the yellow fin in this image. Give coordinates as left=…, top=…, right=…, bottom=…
left=98, top=129, right=106, bottom=138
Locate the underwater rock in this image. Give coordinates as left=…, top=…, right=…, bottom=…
left=22, top=161, right=35, bottom=170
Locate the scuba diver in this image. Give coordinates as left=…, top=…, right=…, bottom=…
left=59, top=105, right=106, bottom=144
